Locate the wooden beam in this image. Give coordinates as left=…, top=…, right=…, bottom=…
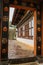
left=12, top=9, right=21, bottom=25
left=17, top=10, right=30, bottom=27
left=12, top=9, right=17, bottom=24
left=14, top=9, right=20, bottom=23
left=10, top=4, right=36, bottom=11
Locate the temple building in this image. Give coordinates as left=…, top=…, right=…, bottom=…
left=16, top=11, right=34, bottom=49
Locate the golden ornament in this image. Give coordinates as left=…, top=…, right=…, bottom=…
left=2, top=49, right=6, bottom=53
left=38, top=46, right=40, bottom=50
left=3, top=27, right=7, bottom=32
left=3, top=16, right=8, bottom=21
left=37, top=20, right=40, bottom=24
left=2, top=38, right=7, bottom=44
left=37, top=27, right=41, bottom=31
left=37, top=37, right=41, bottom=42
left=4, top=7, right=8, bottom=11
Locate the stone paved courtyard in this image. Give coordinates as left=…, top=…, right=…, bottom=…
left=0, top=40, right=43, bottom=65
left=8, top=40, right=34, bottom=59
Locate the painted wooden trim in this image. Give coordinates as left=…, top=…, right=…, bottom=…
left=10, top=4, right=36, bottom=11
left=34, top=10, right=37, bottom=56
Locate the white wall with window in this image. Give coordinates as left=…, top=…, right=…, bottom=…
left=16, top=16, right=34, bottom=48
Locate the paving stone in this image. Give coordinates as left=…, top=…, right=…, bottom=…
left=8, top=40, right=34, bottom=59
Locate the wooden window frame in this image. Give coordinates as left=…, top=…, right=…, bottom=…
left=25, top=24, right=29, bottom=38
left=28, top=16, right=34, bottom=39
left=22, top=26, right=25, bottom=37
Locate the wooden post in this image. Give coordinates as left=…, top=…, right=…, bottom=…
left=34, top=10, right=37, bottom=56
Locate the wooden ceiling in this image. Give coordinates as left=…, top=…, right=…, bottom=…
left=12, top=8, right=27, bottom=25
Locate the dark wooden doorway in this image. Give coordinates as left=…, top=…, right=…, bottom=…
left=0, top=0, right=42, bottom=62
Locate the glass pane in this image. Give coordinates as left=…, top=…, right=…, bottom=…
left=23, top=26, right=25, bottom=30
left=32, top=20, right=34, bottom=27
left=32, top=28, right=34, bottom=36
left=29, top=22, right=31, bottom=28
left=29, top=29, right=31, bottom=36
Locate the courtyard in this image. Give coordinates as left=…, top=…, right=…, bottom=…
left=8, top=40, right=34, bottom=59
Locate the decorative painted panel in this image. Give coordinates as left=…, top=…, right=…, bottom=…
left=1, top=0, right=9, bottom=61
left=36, top=5, right=41, bottom=55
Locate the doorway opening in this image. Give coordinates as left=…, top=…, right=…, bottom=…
left=8, top=6, right=36, bottom=59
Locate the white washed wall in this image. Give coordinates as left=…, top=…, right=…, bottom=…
left=16, top=16, right=34, bottom=48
